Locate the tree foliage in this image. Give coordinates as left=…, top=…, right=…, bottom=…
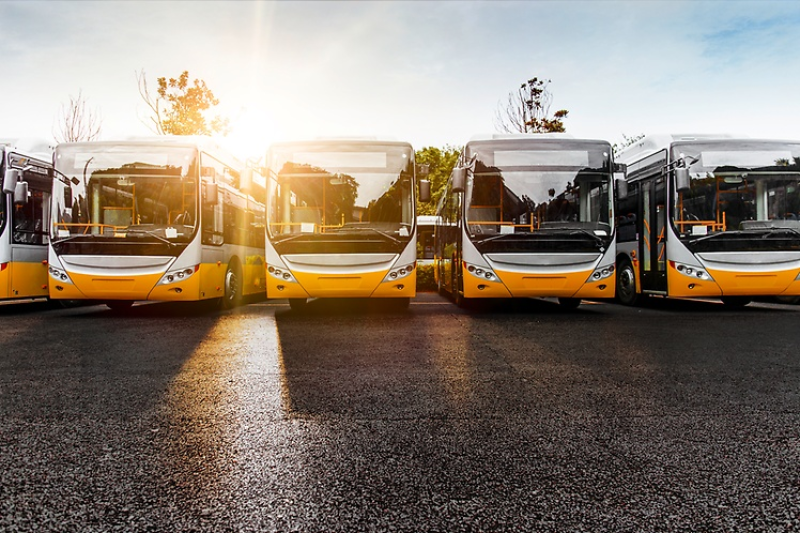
left=137, top=70, right=230, bottom=136
left=415, top=145, right=460, bottom=215
left=495, top=77, right=568, bottom=134
left=53, top=89, right=102, bottom=143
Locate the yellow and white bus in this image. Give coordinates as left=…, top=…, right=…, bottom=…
left=1, top=140, right=52, bottom=302
left=615, top=134, right=800, bottom=307
left=264, top=138, right=429, bottom=310
left=434, top=134, right=620, bottom=308
left=48, top=136, right=266, bottom=310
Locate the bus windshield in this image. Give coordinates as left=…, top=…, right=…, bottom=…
left=673, top=141, right=800, bottom=250
left=465, top=141, right=613, bottom=245
left=266, top=142, right=415, bottom=243
left=51, top=144, right=198, bottom=243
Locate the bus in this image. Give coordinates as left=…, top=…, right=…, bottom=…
left=264, top=138, right=429, bottom=310
left=416, top=215, right=440, bottom=266
left=615, top=134, right=800, bottom=307
left=434, top=134, right=621, bottom=308
left=48, top=136, right=266, bottom=310
left=1, top=140, right=52, bottom=302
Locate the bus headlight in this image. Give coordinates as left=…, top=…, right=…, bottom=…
left=267, top=264, right=297, bottom=283
left=159, top=265, right=199, bottom=285
left=588, top=264, right=615, bottom=282
left=673, top=261, right=714, bottom=281
left=383, top=262, right=415, bottom=283
left=48, top=266, right=73, bottom=284
left=464, top=261, right=500, bottom=282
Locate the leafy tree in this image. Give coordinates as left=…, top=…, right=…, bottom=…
left=612, top=133, right=645, bottom=155
left=415, top=145, right=460, bottom=215
left=495, top=77, right=568, bottom=134
left=53, top=89, right=102, bottom=143
left=137, top=70, right=230, bottom=136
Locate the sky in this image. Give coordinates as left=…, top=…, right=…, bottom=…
left=1, top=0, right=799, bottom=161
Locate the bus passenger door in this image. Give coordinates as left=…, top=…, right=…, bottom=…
left=639, top=178, right=667, bottom=293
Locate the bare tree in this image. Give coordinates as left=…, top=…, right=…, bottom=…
left=612, top=133, right=646, bottom=155
left=495, top=77, right=568, bottom=134
left=53, top=89, right=102, bottom=143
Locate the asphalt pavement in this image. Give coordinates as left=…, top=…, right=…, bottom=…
left=1, top=294, right=798, bottom=532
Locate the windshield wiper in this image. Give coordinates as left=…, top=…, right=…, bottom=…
left=52, top=233, right=97, bottom=244
left=330, top=226, right=401, bottom=244
left=125, top=228, right=177, bottom=247
left=757, top=227, right=800, bottom=239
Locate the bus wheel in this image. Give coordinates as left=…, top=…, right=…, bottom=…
left=289, top=298, right=307, bottom=311
left=558, top=297, right=581, bottom=309
left=107, top=301, right=134, bottom=311
left=222, top=263, right=242, bottom=309
left=721, top=296, right=751, bottom=308
left=616, top=260, right=641, bottom=306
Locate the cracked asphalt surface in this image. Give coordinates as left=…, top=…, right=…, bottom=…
left=1, top=294, right=798, bottom=532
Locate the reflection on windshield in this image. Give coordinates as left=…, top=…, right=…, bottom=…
left=51, top=146, right=198, bottom=242
left=466, top=162, right=612, bottom=240
left=675, top=147, right=800, bottom=238
left=267, top=146, right=414, bottom=242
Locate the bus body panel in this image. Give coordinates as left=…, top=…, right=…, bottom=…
left=8, top=245, right=49, bottom=299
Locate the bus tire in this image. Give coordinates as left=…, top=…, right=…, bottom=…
left=616, top=259, right=642, bottom=306
left=221, top=261, right=242, bottom=309
left=721, top=296, right=751, bottom=308
left=558, top=297, right=581, bottom=309
left=289, top=298, right=308, bottom=311
left=107, top=300, right=134, bottom=311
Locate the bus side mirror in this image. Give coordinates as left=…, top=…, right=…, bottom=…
left=14, top=181, right=29, bottom=205
left=204, top=182, right=219, bottom=205
left=675, top=167, right=691, bottom=192
left=241, top=168, right=253, bottom=194
left=416, top=163, right=430, bottom=179
left=419, top=179, right=431, bottom=202
left=451, top=167, right=466, bottom=193
left=615, top=170, right=628, bottom=200
left=3, top=169, right=20, bottom=194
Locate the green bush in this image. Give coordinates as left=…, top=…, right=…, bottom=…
left=416, top=263, right=437, bottom=292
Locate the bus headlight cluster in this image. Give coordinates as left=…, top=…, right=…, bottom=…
left=589, top=264, right=615, bottom=282
left=159, top=265, right=199, bottom=285
left=674, top=261, right=713, bottom=281
left=383, top=263, right=415, bottom=283
left=268, top=265, right=297, bottom=283
left=465, top=262, right=500, bottom=282
left=48, top=266, right=73, bottom=284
